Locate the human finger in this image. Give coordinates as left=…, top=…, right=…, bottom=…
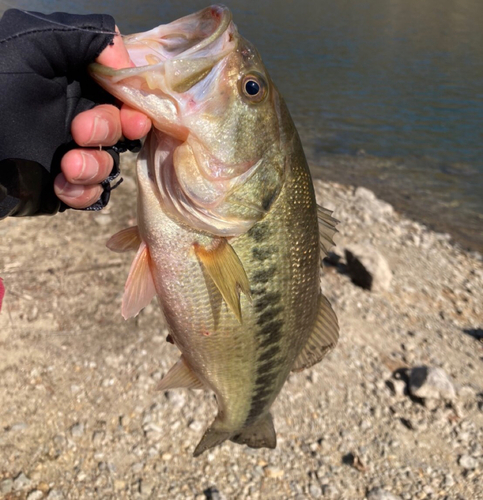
left=54, top=173, right=103, bottom=209
left=60, top=149, right=114, bottom=185
left=71, top=104, right=122, bottom=147
left=120, top=104, right=152, bottom=140
left=96, top=26, right=133, bottom=69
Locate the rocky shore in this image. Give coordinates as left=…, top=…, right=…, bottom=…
left=0, top=155, right=482, bottom=499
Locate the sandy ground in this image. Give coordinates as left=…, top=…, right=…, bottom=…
left=0, top=154, right=482, bottom=500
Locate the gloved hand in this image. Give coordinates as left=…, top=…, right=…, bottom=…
left=0, top=9, right=151, bottom=218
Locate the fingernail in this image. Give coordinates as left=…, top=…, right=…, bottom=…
left=89, top=116, right=110, bottom=143
left=56, top=178, right=85, bottom=198
left=75, top=152, right=99, bottom=182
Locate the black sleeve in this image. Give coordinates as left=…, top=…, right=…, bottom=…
left=0, top=9, right=117, bottom=219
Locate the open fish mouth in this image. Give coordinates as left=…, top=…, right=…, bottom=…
left=89, top=5, right=281, bottom=236
left=91, top=5, right=235, bottom=94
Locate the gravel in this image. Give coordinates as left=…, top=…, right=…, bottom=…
left=0, top=157, right=482, bottom=499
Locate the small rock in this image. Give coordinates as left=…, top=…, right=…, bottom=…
left=92, top=430, right=105, bottom=446
left=94, top=214, right=112, bottom=226
left=309, top=482, right=323, bottom=498
left=165, top=390, right=186, bottom=408
left=139, top=479, right=154, bottom=496
left=321, top=484, right=339, bottom=498
left=27, top=490, right=44, bottom=500
left=13, top=472, right=32, bottom=491
left=46, top=490, right=65, bottom=500
left=9, top=422, right=28, bottom=432
left=0, top=479, right=13, bottom=495
left=114, top=480, right=126, bottom=491
left=443, top=474, right=455, bottom=487
left=459, top=454, right=478, bottom=470
left=203, top=486, right=226, bottom=500
left=367, top=488, right=402, bottom=500
left=70, top=422, right=85, bottom=438
left=409, top=366, right=456, bottom=401
left=189, top=419, right=204, bottom=432
left=387, top=379, right=406, bottom=397
left=70, top=384, right=81, bottom=395
left=131, top=462, right=144, bottom=473
left=264, top=466, right=284, bottom=478
left=345, top=244, right=392, bottom=291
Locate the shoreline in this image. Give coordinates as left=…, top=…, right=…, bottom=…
left=309, top=153, right=483, bottom=256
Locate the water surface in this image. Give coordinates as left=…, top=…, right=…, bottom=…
left=2, top=0, right=482, bottom=250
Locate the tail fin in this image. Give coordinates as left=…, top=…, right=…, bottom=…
left=230, top=412, right=276, bottom=450
left=193, top=422, right=231, bottom=457
left=192, top=412, right=277, bottom=457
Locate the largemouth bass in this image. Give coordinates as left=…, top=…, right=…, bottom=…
left=90, top=5, right=339, bottom=457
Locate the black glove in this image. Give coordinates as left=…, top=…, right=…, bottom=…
left=0, top=9, right=125, bottom=218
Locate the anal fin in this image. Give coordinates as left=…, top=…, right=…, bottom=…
left=230, top=412, right=276, bottom=450
left=193, top=425, right=231, bottom=458
left=107, top=226, right=141, bottom=253
left=291, top=293, right=339, bottom=372
left=194, top=238, right=250, bottom=323
left=121, top=241, right=156, bottom=319
left=157, top=356, right=205, bottom=391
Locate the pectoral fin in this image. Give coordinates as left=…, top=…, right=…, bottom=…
left=121, top=242, right=156, bottom=319
left=194, top=238, right=250, bottom=323
left=230, top=412, right=276, bottom=449
left=107, top=226, right=141, bottom=253
left=317, top=205, right=338, bottom=257
left=157, top=356, right=205, bottom=391
left=291, top=293, right=339, bottom=372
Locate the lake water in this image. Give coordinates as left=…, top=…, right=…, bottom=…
left=3, top=0, right=483, bottom=251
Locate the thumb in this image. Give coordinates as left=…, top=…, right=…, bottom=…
left=96, top=27, right=134, bottom=69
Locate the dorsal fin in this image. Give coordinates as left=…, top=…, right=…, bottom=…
left=292, top=293, right=339, bottom=372
left=107, top=226, right=141, bottom=253
left=121, top=241, right=156, bottom=319
left=317, top=205, right=338, bottom=257
left=157, top=356, right=205, bottom=391
left=193, top=238, right=251, bottom=323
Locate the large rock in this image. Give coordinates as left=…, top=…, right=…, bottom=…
left=354, top=187, right=394, bottom=220
left=345, top=244, right=392, bottom=291
left=408, top=366, right=456, bottom=401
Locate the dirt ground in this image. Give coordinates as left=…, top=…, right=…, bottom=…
left=0, top=154, right=482, bottom=499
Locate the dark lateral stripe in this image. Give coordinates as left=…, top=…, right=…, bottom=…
left=257, top=308, right=283, bottom=326
left=252, top=246, right=276, bottom=261
left=258, top=320, right=283, bottom=349
left=259, top=331, right=282, bottom=349
left=244, top=284, right=285, bottom=426
left=247, top=223, right=270, bottom=242
left=246, top=395, right=271, bottom=422
left=257, top=357, right=279, bottom=374
left=255, top=371, right=277, bottom=389
left=252, top=387, right=272, bottom=402
left=252, top=266, right=276, bottom=284
left=254, top=292, right=281, bottom=312
left=257, top=345, right=280, bottom=363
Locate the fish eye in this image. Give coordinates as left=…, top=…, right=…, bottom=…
left=245, top=80, right=260, bottom=95
left=241, top=73, right=267, bottom=103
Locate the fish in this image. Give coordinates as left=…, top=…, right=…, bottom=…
left=90, top=5, right=339, bottom=457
